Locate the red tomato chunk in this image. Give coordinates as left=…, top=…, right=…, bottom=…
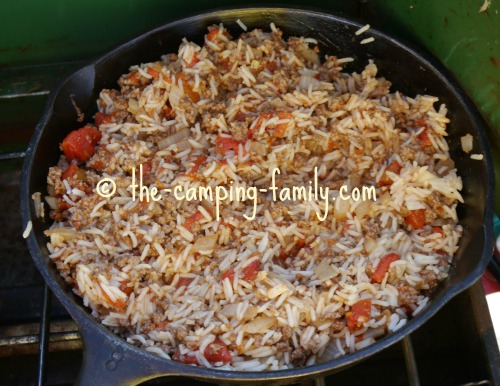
left=372, top=253, right=400, bottom=283
left=241, top=260, right=260, bottom=281
left=173, top=349, right=199, bottom=365
left=215, top=136, right=242, bottom=155
left=346, top=299, right=372, bottom=332
left=183, top=211, right=205, bottom=231
left=61, top=125, right=102, bottom=163
left=378, top=160, right=402, bottom=186
left=176, top=277, right=194, bottom=289
left=204, top=339, right=232, bottom=363
left=405, top=209, right=426, bottom=230
left=94, top=112, right=114, bottom=127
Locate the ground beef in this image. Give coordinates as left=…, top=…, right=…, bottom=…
left=419, top=270, right=438, bottom=290
left=229, top=120, right=248, bottom=141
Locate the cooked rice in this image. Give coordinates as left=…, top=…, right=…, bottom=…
left=360, top=37, right=375, bottom=45
left=23, top=220, right=33, bottom=239
left=355, top=24, right=371, bottom=36
left=44, top=23, right=463, bottom=370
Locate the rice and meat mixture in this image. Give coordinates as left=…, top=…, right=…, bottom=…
left=45, top=23, right=463, bottom=370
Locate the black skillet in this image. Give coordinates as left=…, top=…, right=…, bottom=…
left=20, top=7, right=495, bottom=386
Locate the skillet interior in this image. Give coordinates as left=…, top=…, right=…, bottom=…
left=20, top=7, right=494, bottom=386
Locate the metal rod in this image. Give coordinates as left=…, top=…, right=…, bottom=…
left=0, top=151, right=26, bottom=160
left=314, top=377, right=326, bottom=386
left=402, top=336, right=420, bottom=386
left=37, top=285, right=52, bottom=386
left=0, top=331, right=81, bottom=347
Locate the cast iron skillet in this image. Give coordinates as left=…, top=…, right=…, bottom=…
left=21, top=7, right=494, bottom=386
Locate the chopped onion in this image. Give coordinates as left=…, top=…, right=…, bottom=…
left=267, top=284, right=289, bottom=299
left=334, top=197, right=350, bottom=220
left=127, top=98, right=145, bottom=116
left=168, top=84, right=183, bottom=108
left=248, top=141, right=267, bottom=155
left=364, top=237, right=377, bottom=254
left=243, top=306, right=259, bottom=320
left=298, top=46, right=320, bottom=66
left=299, top=74, right=320, bottom=90
left=461, top=134, right=473, bottom=153
left=314, top=261, right=336, bottom=281
left=192, top=234, right=218, bottom=254
left=45, top=196, right=58, bottom=210
left=176, top=140, right=191, bottom=152
left=44, top=228, right=78, bottom=246
left=354, top=200, right=370, bottom=218
left=158, top=128, right=190, bottom=150
left=244, top=316, right=275, bottom=333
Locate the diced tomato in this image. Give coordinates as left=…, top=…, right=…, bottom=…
left=207, top=29, right=220, bottom=41
left=141, top=161, right=152, bottom=177
left=187, top=155, right=207, bottom=176
left=204, top=339, right=232, bottom=363
left=61, top=163, right=79, bottom=181
left=241, top=260, right=260, bottom=281
left=127, top=71, right=141, bottom=85
left=249, top=113, right=273, bottom=138
left=235, top=111, right=246, bottom=122
left=279, top=238, right=306, bottom=262
left=61, top=126, right=102, bottom=163
left=433, top=227, right=444, bottom=236
left=417, top=128, right=433, bottom=150
left=405, top=209, right=426, bottom=230
left=274, top=112, right=293, bottom=138
left=146, top=67, right=160, bottom=78
left=207, top=29, right=229, bottom=42
left=100, top=284, right=126, bottom=310
left=371, top=253, right=400, bottom=283
left=183, top=211, right=205, bottom=231
left=327, top=137, right=337, bottom=151
left=119, top=281, right=133, bottom=296
left=176, top=277, right=194, bottom=289
left=415, top=118, right=427, bottom=127
left=94, top=112, right=114, bottom=127
left=266, top=61, right=277, bottom=72
left=187, top=53, right=200, bottom=68
left=215, top=135, right=242, bottom=155
left=58, top=199, right=71, bottom=211
left=173, top=349, right=200, bottom=365
left=222, top=268, right=235, bottom=282
left=378, top=160, right=403, bottom=186
left=346, top=299, right=372, bottom=331
left=177, top=73, right=200, bottom=102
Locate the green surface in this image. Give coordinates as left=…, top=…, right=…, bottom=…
left=365, top=0, right=499, bottom=138
left=0, top=0, right=357, bottom=66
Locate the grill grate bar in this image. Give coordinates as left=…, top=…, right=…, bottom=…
left=0, top=151, right=26, bottom=160
left=37, top=285, right=52, bottom=386
left=402, top=336, right=420, bottom=386
left=0, top=331, right=80, bottom=347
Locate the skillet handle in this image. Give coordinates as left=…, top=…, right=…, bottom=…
left=74, top=319, right=177, bottom=386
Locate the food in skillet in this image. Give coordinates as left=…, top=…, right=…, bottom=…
left=44, top=23, right=463, bottom=370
